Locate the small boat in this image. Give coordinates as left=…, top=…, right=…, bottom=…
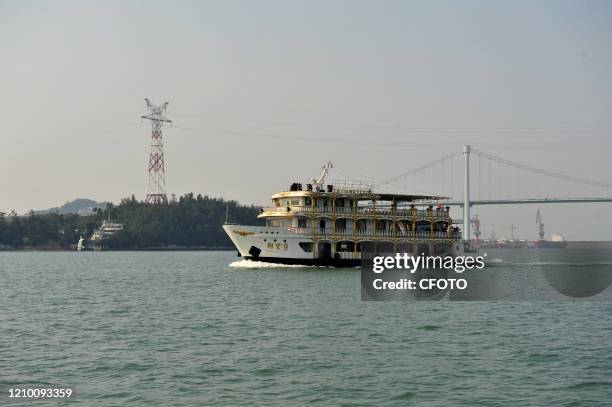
left=76, top=235, right=91, bottom=251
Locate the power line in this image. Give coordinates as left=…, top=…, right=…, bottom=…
left=170, top=111, right=612, bottom=133
left=172, top=124, right=464, bottom=149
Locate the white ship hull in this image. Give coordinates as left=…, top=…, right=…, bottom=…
left=223, top=224, right=464, bottom=267
left=223, top=224, right=343, bottom=265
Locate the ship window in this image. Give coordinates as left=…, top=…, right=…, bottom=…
left=305, top=197, right=312, bottom=206
left=269, top=219, right=292, bottom=228
left=356, top=219, right=367, bottom=232
left=335, top=219, right=346, bottom=230
left=336, top=241, right=354, bottom=252
left=299, top=242, right=313, bottom=252
left=298, top=219, right=307, bottom=228
left=291, top=199, right=300, bottom=206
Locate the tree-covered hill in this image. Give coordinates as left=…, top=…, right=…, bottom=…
left=33, top=198, right=106, bottom=215
left=0, top=194, right=263, bottom=250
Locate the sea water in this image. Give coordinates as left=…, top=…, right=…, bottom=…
left=1, top=251, right=612, bottom=406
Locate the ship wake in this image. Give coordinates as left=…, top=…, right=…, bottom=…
left=228, top=260, right=317, bottom=269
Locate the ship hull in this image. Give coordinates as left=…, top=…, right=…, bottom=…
left=75, top=238, right=108, bottom=251
left=533, top=240, right=567, bottom=249
left=223, top=224, right=463, bottom=268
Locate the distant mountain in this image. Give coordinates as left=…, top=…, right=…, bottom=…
left=34, top=199, right=107, bottom=215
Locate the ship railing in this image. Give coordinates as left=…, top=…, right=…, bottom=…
left=333, top=206, right=353, bottom=214
left=395, top=208, right=450, bottom=218
left=262, top=206, right=451, bottom=219
left=286, top=227, right=460, bottom=240
left=332, top=228, right=351, bottom=236
left=262, top=206, right=307, bottom=214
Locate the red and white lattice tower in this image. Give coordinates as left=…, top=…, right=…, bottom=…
left=142, top=98, right=172, bottom=204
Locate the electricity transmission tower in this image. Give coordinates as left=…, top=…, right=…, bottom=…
left=142, top=98, right=171, bottom=204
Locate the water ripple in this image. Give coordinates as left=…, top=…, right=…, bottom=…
left=2, top=251, right=612, bottom=406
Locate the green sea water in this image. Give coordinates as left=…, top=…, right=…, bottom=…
left=2, top=251, right=612, bottom=406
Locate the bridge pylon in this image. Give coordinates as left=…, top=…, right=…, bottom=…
left=463, top=145, right=471, bottom=241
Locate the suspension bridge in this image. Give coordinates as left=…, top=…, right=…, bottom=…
left=341, top=145, right=612, bottom=241
left=160, top=115, right=612, bottom=241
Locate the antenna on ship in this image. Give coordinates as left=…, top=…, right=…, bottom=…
left=312, top=161, right=333, bottom=192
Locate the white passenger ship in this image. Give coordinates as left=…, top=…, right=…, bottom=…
left=76, top=215, right=125, bottom=251
left=224, top=163, right=463, bottom=267
left=90, top=220, right=124, bottom=241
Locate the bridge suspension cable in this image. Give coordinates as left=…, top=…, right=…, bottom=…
left=375, top=151, right=461, bottom=188
left=471, top=148, right=612, bottom=189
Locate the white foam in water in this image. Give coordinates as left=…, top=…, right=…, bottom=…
left=229, top=259, right=317, bottom=269
left=485, top=258, right=612, bottom=266
left=513, top=261, right=612, bottom=266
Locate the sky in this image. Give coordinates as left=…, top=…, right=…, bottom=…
left=1, top=0, right=611, bottom=239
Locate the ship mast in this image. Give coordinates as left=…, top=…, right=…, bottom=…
left=311, top=161, right=333, bottom=191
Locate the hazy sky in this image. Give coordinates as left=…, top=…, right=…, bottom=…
left=1, top=0, right=611, bottom=239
